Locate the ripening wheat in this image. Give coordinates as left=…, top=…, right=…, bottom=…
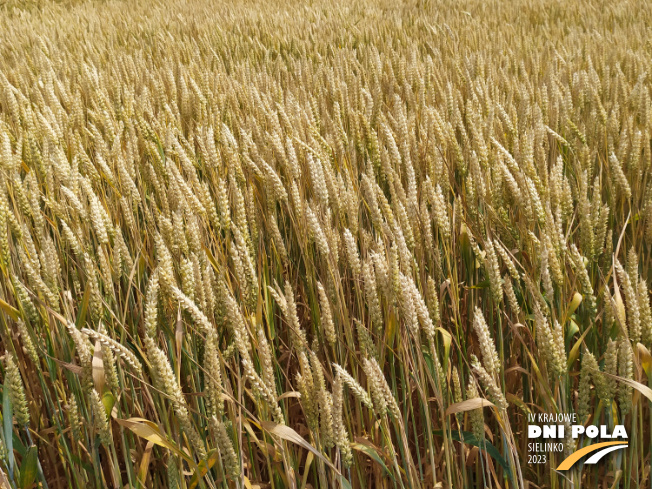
left=0, top=0, right=651, bottom=488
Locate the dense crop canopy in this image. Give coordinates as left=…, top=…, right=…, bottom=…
left=0, top=0, right=651, bottom=487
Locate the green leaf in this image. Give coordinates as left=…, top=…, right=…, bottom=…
left=102, top=392, right=115, bottom=418
left=351, top=441, right=394, bottom=482
left=19, top=446, right=38, bottom=489
left=567, top=323, right=591, bottom=369
left=3, top=384, right=14, bottom=479
left=565, top=292, right=583, bottom=322
left=566, top=318, right=579, bottom=342
left=469, top=279, right=490, bottom=289
left=76, top=284, right=91, bottom=327
left=433, top=429, right=510, bottom=473
left=338, top=474, right=353, bottom=489
left=11, top=432, right=26, bottom=457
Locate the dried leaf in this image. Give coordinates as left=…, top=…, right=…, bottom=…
left=92, top=339, right=105, bottom=394
left=445, top=398, right=496, bottom=416
left=260, top=421, right=341, bottom=475
left=603, top=372, right=652, bottom=403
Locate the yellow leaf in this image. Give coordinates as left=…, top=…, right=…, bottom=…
left=138, top=441, right=154, bottom=485
left=243, top=418, right=279, bottom=460
left=0, top=299, right=19, bottom=321
left=638, top=343, right=652, bottom=377
left=188, top=449, right=222, bottom=489
left=300, top=451, right=314, bottom=489
left=114, top=417, right=191, bottom=463
left=437, top=327, right=452, bottom=369
left=566, top=292, right=582, bottom=320
left=506, top=393, right=531, bottom=415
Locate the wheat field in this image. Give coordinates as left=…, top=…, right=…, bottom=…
left=0, top=0, right=651, bottom=487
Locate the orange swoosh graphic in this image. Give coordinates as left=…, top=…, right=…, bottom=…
left=556, top=441, right=628, bottom=470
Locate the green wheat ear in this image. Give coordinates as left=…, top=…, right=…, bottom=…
left=4, top=352, right=29, bottom=428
